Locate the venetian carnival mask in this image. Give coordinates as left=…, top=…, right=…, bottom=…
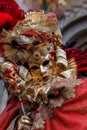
left=28, top=42, right=57, bottom=84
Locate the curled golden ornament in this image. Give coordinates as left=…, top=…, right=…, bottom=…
left=56, top=47, right=67, bottom=59
left=16, top=115, right=32, bottom=130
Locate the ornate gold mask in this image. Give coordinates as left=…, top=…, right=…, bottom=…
left=28, top=43, right=57, bottom=85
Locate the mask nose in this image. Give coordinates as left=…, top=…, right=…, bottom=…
left=40, top=65, right=46, bottom=74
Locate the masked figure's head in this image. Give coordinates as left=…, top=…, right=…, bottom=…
left=1, top=10, right=71, bottom=101
left=28, top=42, right=57, bottom=84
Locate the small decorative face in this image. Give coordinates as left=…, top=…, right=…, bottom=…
left=28, top=43, right=57, bottom=84
left=1, top=62, right=25, bottom=94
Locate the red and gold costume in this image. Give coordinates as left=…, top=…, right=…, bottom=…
left=0, top=1, right=87, bottom=130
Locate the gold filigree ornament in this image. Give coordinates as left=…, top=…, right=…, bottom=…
left=16, top=115, right=32, bottom=130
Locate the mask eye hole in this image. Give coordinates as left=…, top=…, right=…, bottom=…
left=31, top=66, right=39, bottom=70
left=43, top=60, right=50, bottom=66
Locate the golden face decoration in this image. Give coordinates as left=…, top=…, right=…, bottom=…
left=0, top=62, right=25, bottom=94
left=28, top=43, right=57, bottom=84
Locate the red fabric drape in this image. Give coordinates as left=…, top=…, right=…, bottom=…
left=0, top=79, right=87, bottom=130
left=0, top=98, right=20, bottom=130
left=0, top=0, right=24, bottom=21
left=44, top=79, right=87, bottom=130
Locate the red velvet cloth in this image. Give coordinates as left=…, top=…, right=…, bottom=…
left=44, top=79, right=87, bottom=130
left=0, top=12, right=14, bottom=30
left=0, top=98, right=20, bottom=130
left=0, top=79, right=87, bottom=130
left=0, top=0, right=24, bottom=26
